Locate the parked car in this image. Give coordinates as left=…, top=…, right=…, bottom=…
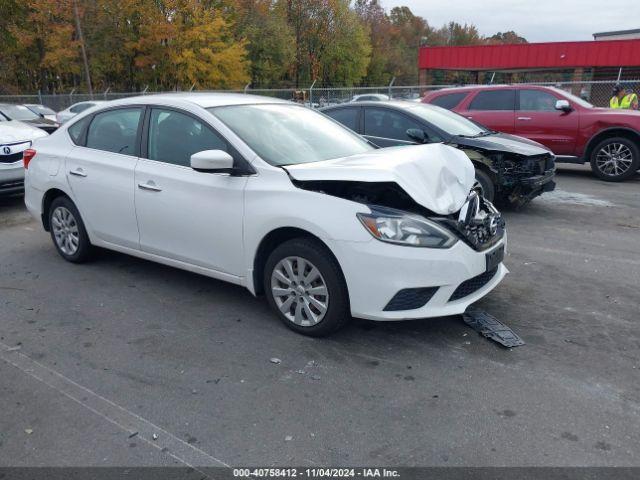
left=0, top=103, right=59, bottom=133
left=24, top=93, right=506, bottom=336
left=422, top=85, right=640, bottom=181
left=0, top=117, right=48, bottom=194
left=322, top=101, right=556, bottom=205
left=352, top=93, right=390, bottom=102
left=25, top=104, right=57, bottom=122
left=56, top=100, right=107, bottom=124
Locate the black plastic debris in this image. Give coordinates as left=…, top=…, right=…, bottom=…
left=462, top=308, right=525, bottom=348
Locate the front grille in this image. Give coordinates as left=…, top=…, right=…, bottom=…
left=449, top=267, right=498, bottom=302
left=383, top=287, right=438, bottom=311
left=0, top=152, right=23, bottom=164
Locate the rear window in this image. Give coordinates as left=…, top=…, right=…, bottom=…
left=469, top=90, right=515, bottom=111
left=430, top=92, right=467, bottom=110
left=70, top=103, right=94, bottom=114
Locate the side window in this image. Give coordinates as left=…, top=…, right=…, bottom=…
left=469, top=90, right=515, bottom=111
left=325, top=108, right=359, bottom=131
left=519, top=90, right=558, bottom=111
left=364, top=108, right=424, bottom=142
left=67, top=116, right=92, bottom=145
left=70, top=103, right=93, bottom=114
left=431, top=92, right=467, bottom=110
left=86, top=108, right=142, bottom=155
left=147, top=109, right=228, bottom=167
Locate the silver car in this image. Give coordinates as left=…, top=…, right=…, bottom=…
left=56, top=101, right=107, bottom=124
left=0, top=117, right=48, bottom=194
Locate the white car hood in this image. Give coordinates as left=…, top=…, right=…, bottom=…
left=283, top=143, right=475, bottom=215
left=0, top=121, right=48, bottom=143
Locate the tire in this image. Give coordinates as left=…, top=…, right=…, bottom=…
left=473, top=169, right=495, bottom=202
left=590, top=137, right=640, bottom=182
left=48, top=196, right=93, bottom=263
left=263, top=238, right=350, bottom=337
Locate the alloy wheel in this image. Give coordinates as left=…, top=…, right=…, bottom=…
left=51, top=206, right=80, bottom=255
left=595, top=143, right=634, bottom=177
left=270, top=256, right=329, bottom=327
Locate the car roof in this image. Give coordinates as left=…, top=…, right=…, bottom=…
left=323, top=100, right=434, bottom=111
left=428, top=84, right=556, bottom=96
left=105, top=93, right=290, bottom=109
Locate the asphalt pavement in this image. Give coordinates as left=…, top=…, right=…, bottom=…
left=0, top=164, right=639, bottom=467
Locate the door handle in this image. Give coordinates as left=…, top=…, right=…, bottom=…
left=69, top=168, right=87, bottom=177
left=138, top=182, right=162, bottom=192
left=517, top=117, right=532, bottom=121
left=466, top=116, right=473, bottom=119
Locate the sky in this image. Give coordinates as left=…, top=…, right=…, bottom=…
left=382, top=0, right=639, bottom=42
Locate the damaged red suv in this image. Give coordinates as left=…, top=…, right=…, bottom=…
left=422, top=85, right=640, bottom=182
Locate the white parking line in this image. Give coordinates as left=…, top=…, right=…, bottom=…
left=0, top=341, right=228, bottom=470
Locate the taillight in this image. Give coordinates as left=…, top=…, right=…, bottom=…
left=23, top=149, right=36, bottom=169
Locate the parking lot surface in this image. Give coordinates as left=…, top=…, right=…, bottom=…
left=0, top=165, right=639, bottom=467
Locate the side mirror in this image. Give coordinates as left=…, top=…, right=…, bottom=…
left=406, top=128, right=428, bottom=143
left=39, top=113, right=45, bottom=119
left=555, top=99, right=572, bottom=112
left=190, top=150, right=234, bottom=173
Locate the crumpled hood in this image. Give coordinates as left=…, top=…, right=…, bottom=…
left=283, top=143, right=475, bottom=215
left=0, top=121, right=48, bottom=143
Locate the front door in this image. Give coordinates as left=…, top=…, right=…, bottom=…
left=134, top=107, right=246, bottom=276
left=65, top=107, right=142, bottom=249
left=362, top=107, right=423, bottom=147
left=514, top=89, right=579, bottom=155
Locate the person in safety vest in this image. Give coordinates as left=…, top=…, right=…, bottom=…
left=610, top=84, right=639, bottom=110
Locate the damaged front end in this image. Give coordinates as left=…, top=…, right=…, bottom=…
left=462, top=148, right=556, bottom=207
left=292, top=179, right=504, bottom=252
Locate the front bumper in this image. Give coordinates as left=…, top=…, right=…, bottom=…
left=329, top=235, right=508, bottom=321
left=0, top=161, right=25, bottom=194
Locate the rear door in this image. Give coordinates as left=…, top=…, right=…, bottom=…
left=514, top=88, right=578, bottom=154
left=464, top=89, right=516, bottom=133
left=323, top=106, right=361, bottom=134
left=65, top=107, right=142, bottom=249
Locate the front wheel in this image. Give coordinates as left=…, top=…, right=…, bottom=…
left=264, top=238, right=350, bottom=337
left=473, top=169, right=495, bottom=202
left=590, top=137, right=639, bottom=182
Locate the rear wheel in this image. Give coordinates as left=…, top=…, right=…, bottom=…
left=590, top=137, right=639, bottom=182
left=473, top=169, right=495, bottom=202
left=48, top=196, right=93, bottom=263
left=264, top=238, right=350, bottom=337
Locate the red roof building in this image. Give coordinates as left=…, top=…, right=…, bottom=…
left=418, top=38, right=640, bottom=84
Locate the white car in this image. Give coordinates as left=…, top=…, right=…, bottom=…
left=0, top=117, right=48, bottom=194
left=56, top=100, right=107, bottom=124
left=25, top=104, right=57, bottom=122
left=24, top=93, right=507, bottom=336
left=352, top=93, right=390, bottom=102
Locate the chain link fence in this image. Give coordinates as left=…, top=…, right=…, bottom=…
left=1, top=80, right=639, bottom=112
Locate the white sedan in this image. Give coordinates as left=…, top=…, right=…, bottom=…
left=24, top=93, right=507, bottom=336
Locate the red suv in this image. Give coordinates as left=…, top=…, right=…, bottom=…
left=422, top=85, right=640, bottom=181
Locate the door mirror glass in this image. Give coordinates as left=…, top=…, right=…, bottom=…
left=190, top=150, right=234, bottom=172
left=555, top=99, right=572, bottom=112
left=406, top=128, right=427, bottom=143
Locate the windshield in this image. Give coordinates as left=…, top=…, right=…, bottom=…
left=27, top=104, right=56, bottom=115
left=407, top=104, right=488, bottom=137
left=549, top=87, right=594, bottom=108
left=209, top=104, right=373, bottom=166
left=0, top=104, right=41, bottom=121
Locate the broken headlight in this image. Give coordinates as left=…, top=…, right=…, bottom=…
left=357, top=207, right=457, bottom=248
